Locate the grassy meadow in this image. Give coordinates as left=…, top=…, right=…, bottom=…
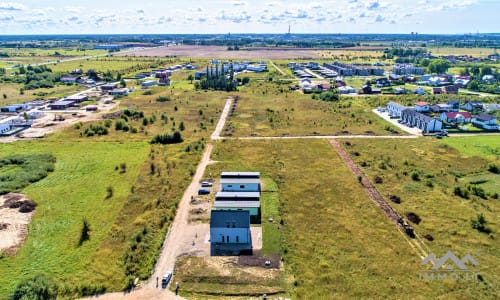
left=343, top=137, right=499, bottom=298
left=0, top=140, right=150, bottom=298
left=226, top=81, right=403, bottom=137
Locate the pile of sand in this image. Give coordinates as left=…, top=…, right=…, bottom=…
left=0, top=193, right=35, bottom=255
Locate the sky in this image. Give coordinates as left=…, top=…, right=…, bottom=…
left=0, top=0, right=498, bottom=35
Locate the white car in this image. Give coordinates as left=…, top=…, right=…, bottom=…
left=201, top=181, right=212, bottom=187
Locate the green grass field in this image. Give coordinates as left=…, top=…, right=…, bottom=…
left=0, top=140, right=150, bottom=298
left=226, top=81, right=403, bottom=137
left=0, top=83, right=81, bottom=106
left=441, top=136, right=500, bottom=160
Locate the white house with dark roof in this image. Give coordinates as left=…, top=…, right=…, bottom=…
left=401, top=109, right=442, bottom=133
left=386, top=101, right=407, bottom=117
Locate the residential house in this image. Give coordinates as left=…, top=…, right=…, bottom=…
left=220, top=172, right=260, bottom=179
left=210, top=210, right=251, bottom=256
left=214, top=192, right=261, bottom=218
left=220, top=178, right=260, bottom=192
left=316, top=83, right=331, bottom=91
left=442, top=85, right=459, bottom=94
left=60, top=75, right=80, bottom=83
left=472, top=114, right=498, bottom=130
left=100, top=83, right=118, bottom=91
left=158, top=77, right=171, bottom=86
left=482, top=75, right=496, bottom=84
left=338, top=86, right=356, bottom=94
left=462, top=101, right=483, bottom=112
left=0, top=123, right=10, bottom=134
left=48, top=100, right=74, bottom=110
left=360, top=85, right=372, bottom=94
left=386, top=101, right=407, bottom=117
left=430, top=104, right=452, bottom=113
left=71, top=69, right=83, bottom=75
left=413, top=87, right=426, bottom=95
left=110, top=88, right=129, bottom=96
left=27, top=111, right=44, bottom=119
left=414, top=102, right=430, bottom=112
left=1, top=104, right=27, bottom=113
left=483, top=103, right=500, bottom=112
left=66, top=95, right=89, bottom=103
left=394, top=87, right=407, bottom=94
left=376, top=78, right=390, bottom=87
left=440, top=112, right=472, bottom=124
left=401, top=109, right=443, bottom=133
left=447, top=100, right=460, bottom=112
left=432, top=87, right=442, bottom=95
left=141, top=80, right=157, bottom=87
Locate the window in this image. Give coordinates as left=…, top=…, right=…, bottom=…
left=222, top=236, right=225, bottom=243
left=236, top=236, right=239, bottom=243
left=240, top=185, right=245, bottom=189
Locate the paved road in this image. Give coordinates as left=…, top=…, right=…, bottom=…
left=304, top=68, right=324, bottom=79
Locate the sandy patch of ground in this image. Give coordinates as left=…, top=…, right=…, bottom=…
left=0, top=193, right=35, bottom=255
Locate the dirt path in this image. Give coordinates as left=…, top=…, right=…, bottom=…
left=329, top=139, right=429, bottom=259
left=211, top=98, right=233, bottom=140
left=269, top=60, right=285, bottom=76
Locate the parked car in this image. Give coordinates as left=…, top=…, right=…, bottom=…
left=198, top=188, right=210, bottom=195
left=161, top=271, right=172, bottom=289
left=201, top=181, right=212, bottom=187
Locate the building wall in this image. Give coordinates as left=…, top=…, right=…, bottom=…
left=221, top=183, right=260, bottom=192
left=210, top=227, right=250, bottom=244
left=215, top=207, right=259, bottom=216
left=0, top=123, right=10, bottom=134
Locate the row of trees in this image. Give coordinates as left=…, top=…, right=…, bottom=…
left=194, top=64, right=237, bottom=91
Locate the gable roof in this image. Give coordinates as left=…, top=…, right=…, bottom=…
left=475, top=114, right=496, bottom=121
left=210, top=210, right=250, bottom=228
left=415, top=101, right=429, bottom=106
left=444, top=112, right=471, bottom=119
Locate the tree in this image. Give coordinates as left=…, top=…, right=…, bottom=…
left=480, top=66, right=493, bottom=77
left=242, top=77, right=250, bottom=85
left=187, top=74, right=194, bottom=83
left=2, top=93, right=6, bottom=99
left=120, top=78, right=126, bottom=88
left=468, top=80, right=479, bottom=91
left=179, top=121, right=185, bottom=131
left=19, top=65, right=26, bottom=74
left=427, top=59, right=450, bottom=74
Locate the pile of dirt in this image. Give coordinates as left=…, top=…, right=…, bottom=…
left=0, top=223, right=8, bottom=230
left=0, top=193, right=35, bottom=254
left=2, top=197, right=37, bottom=213
left=238, top=253, right=280, bottom=269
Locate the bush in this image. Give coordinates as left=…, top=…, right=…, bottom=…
left=78, top=219, right=91, bottom=246
left=0, top=154, right=56, bottom=195
left=487, top=163, right=499, bottom=174
left=406, top=212, right=421, bottom=224
left=389, top=195, right=401, bottom=204
left=373, top=176, right=383, bottom=184
left=471, top=213, right=489, bottom=233
left=410, top=171, right=420, bottom=181
left=453, top=186, right=469, bottom=199
left=12, top=274, right=58, bottom=300
left=156, top=96, right=171, bottom=102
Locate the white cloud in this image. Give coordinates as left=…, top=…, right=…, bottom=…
left=0, top=2, right=25, bottom=11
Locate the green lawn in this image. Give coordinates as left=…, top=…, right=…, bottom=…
left=441, top=136, right=500, bottom=160
left=0, top=141, right=150, bottom=298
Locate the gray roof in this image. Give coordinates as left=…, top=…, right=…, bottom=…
left=214, top=201, right=260, bottom=208
left=387, top=101, right=406, bottom=110
left=220, top=171, right=260, bottom=178
left=402, top=109, right=436, bottom=123
left=220, top=178, right=260, bottom=184
left=475, top=114, right=496, bottom=121
left=216, top=192, right=260, bottom=199
left=210, top=210, right=250, bottom=228
left=49, top=100, right=74, bottom=106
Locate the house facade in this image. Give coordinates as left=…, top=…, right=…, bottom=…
left=414, top=102, right=430, bottom=112
left=220, top=178, right=260, bottom=192
left=462, top=101, right=483, bottom=112
left=440, top=112, right=472, bottom=123
left=401, top=109, right=443, bottom=133
left=386, top=101, right=406, bottom=117
left=210, top=210, right=250, bottom=244
left=0, top=123, right=10, bottom=134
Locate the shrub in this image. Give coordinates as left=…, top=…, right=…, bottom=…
left=471, top=213, right=489, bottom=233
left=0, top=154, right=56, bottom=195
left=78, top=219, right=91, bottom=246
left=453, top=186, right=469, bottom=199
left=389, top=195, right=401, bottom=204
left=406, top=212, right=421, bottom=224
left=12, top=274, right=58, bottom=300
left=410, top=171, right=420, bottom=181
left=487, top=163, right=499, bottom=174
left=373, top=176, right=383, bottom=184
left=156, top=96, right=171, bottom=102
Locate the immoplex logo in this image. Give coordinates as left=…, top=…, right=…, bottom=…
left=419, top=250, right=480, bottom=281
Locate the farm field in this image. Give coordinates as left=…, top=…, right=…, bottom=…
left=428, top=47, right=497, bottom=58
left=120, top=45, right=321, bottom=59
left=225, top=81, right=403, bottom=137
left=173, top=138, right=499, bottom=299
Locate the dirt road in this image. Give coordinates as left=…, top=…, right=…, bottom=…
left=211, top=98, right=233, bottom=140
left=269, top=60, right=285, bottom=76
